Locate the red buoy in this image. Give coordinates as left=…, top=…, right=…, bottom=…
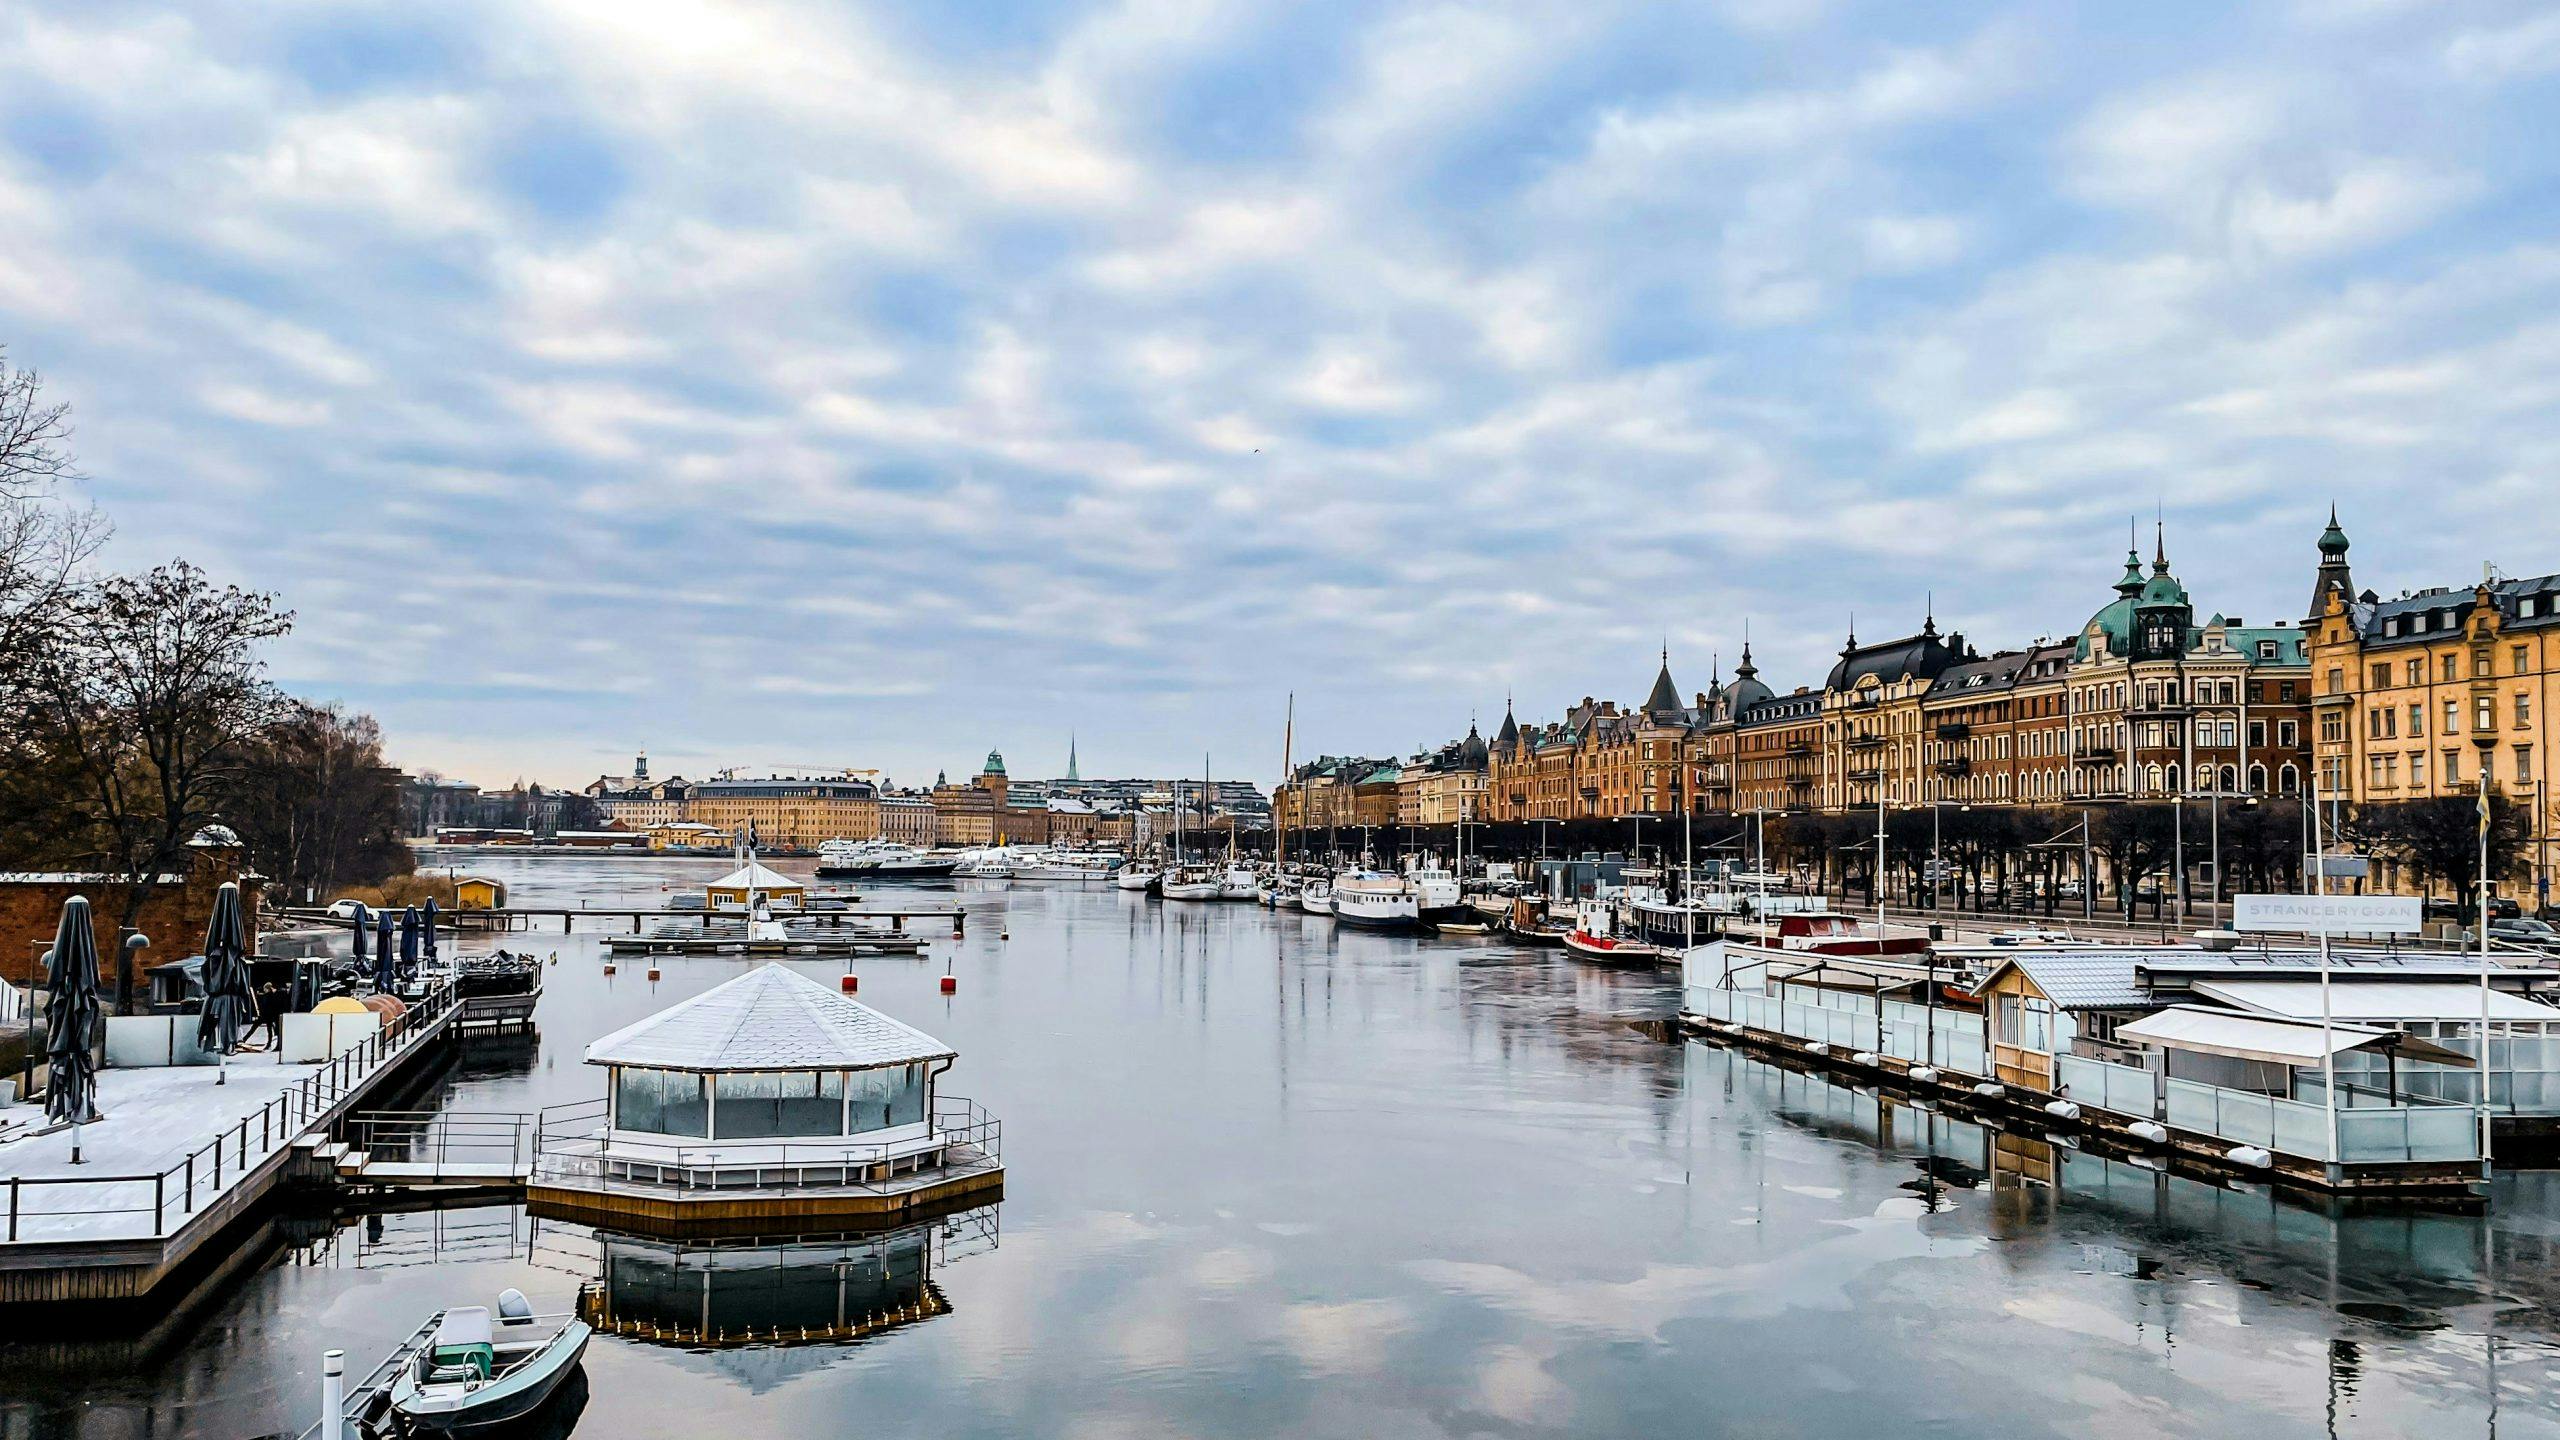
left=840, top=973, right=858, bottom=992
left=602, top=962, right=616, bottom=975
left=939, top=975, right=957, bottom=994
left=646, top=966, right=661, bottom=982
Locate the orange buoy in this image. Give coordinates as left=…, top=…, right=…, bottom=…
left=602, top=962, right=616, bottom=975
left=939, top=975, right=957, bottom=994
left=646, top=966, right=661, bottom=981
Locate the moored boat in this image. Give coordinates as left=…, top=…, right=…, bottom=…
left=1563, top=928, right=1665, bottom=966
left=1298, top=880, right=1334, bottom=916
left=1160, top=863, right=1222, bottom=901
left=1112, top=866, right=1160, bottom=891
left=1216, top=865, right=1260, bottom=901
left=361, top=1290, right=592, bottom=1436
left=1331, top=871, right=1418, bottom=929
left=817, top=838, right=962, bottom=879
left=1015, top=850, right=1125, bottom=882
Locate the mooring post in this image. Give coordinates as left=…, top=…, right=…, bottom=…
left=320, top=1349, right=345, bottom=1440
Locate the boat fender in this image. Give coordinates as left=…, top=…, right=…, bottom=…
left=1806, top=1042, right=1828, bottom=1056
left=1851, top=1051, right=1881, bottom=1067
left=1909, top=1066, right=1940, bottom=1084
left=2227, top=1145, right=2273, bottom=1169
left=2127, top=1120, right=2169, bottom=1145
left=498, top=1289, right=535, bottom=1325
left=1970, top=1082, right=2004, bottom=1099
left=2042, top=1100, right=2081, bottom=1121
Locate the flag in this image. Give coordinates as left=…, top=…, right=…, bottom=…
left=2479, top=757, right=2493, bottom=839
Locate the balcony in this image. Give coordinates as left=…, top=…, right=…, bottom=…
left=1937, top=756, right=1971, bottom=776
left=1784, top=741, right=1815, bottom=758
left=2072, top=745, right=2120, bottom=762
left=1935, top=722, right=1970, bottom=742
left=1845, top=733, right=1886, bottom=752
left=1846, top=767, right=1882, bottom=783
left=1845, top=694, right=1881, bottom=711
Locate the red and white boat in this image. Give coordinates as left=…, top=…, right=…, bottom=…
left=1564, top=928, right=1665, bottom=966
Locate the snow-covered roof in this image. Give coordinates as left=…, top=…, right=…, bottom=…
left=707, top=860, right=804, bottom=892
left=585, top=963, right=956, bottom=1072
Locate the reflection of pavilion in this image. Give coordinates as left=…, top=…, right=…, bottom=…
left=578, top=1206, right=999, bottom=1349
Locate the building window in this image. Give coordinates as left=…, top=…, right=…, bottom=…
left=2409, top=703, right=2424, bottom=736
left=2518, top=693, right=2533, bottom=727
left=2410, top=752, right=2427, bottom=788
left=2280, top=720, right=2299, bottom=747
left=2447, top=698, right=2462, bottom=734
left=2326, top=667, right=2344, bottom=695
left=2405, top=659, right=2423, bottom=686
left=2369, top=664, right=2389, bottom=689
left=2249, top=719, right=2267, bottom=748
left=2280, top=681, right=2298, bottom=703
left=2477, top=695, right=2497, bottom=732
left=2476, top=651, right=2493, bottom=678
left=2516, top=644, right=2531, bottom=675
left=2444, top=654, right=2459, bottom=682
left=2445, top=747, right=2460, bottom=780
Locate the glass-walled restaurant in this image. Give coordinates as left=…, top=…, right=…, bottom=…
left=610, top=1063, right=933, bottom=1141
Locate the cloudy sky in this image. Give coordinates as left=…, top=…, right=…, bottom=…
left=4, top=2, right=2557, bottom=790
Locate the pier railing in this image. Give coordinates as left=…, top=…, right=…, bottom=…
left=1, top=980, right=458, bottom=1245
left=529, top=1095, right=1000, bottom=1197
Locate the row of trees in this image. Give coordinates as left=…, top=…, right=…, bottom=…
left=0, top=347, right=411, bottom=1010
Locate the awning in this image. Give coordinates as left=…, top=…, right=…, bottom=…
left=2117, top=1006, right=2476, bottom=1068
left=2188, top=979, right=2555, bottom=1024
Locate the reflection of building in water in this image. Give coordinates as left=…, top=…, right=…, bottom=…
left=580, top=1205, right=999, bottom=1349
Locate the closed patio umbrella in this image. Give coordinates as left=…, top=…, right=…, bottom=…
left=43, top=897, right=104, bottom=1146
left=373, top=909, right=395, bottom=993
left=399, top=906, right=420, bottom=980
left=350, top=902, right=370, bottom=968
left=422, top=897, right=440, bottom=965
left=196, top=882, right=255, bottom=1083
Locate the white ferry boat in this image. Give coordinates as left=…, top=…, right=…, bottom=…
left=1331, top=870, right=1419, bottom=929
left=815, top=838, right=960, bottom=879
left=1015, top=850, right=1125, bottom=882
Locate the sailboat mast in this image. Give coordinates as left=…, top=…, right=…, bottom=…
left=1279, top=693, right=1294, bottom=870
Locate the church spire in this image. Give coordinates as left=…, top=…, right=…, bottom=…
left=1066, top=732, right=1079, bottom=783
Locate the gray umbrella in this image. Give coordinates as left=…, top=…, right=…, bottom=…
left=422, top=897, right=440, bottom=964
left=43, top=896, right=102, bottom=1127
left=373, top=909, right=396, bottom=992
left=195, top=882, right=256, bottom=1069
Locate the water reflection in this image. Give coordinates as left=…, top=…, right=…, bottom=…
left=585, top=1206, right=998, bottom=1355
left=8, top=856, right=2560, bottom=1438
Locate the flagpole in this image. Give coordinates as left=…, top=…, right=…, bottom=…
left=2309, top=754, right=2337, bottom=1173
left=2481, top=751, right=2496, bottom=1164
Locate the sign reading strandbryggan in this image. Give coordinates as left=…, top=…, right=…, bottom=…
left=2232, top=893, right=2422, bottom=936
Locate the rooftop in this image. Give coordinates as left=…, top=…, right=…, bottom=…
left=585, top=963, right=958, bottom=1072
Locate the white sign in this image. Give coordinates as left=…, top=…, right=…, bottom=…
left=2232, top=893, right=2421, bottom=936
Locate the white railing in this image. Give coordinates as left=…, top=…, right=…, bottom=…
left=2054, top=1053, right=2158, bottom=1119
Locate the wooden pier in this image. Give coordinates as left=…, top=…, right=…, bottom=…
left=279, top=904, right=965, bottom=936
left=0, top=982, right=464, bottom=1306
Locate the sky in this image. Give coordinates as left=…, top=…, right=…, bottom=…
left=3, top=2, right=2558, bottom=792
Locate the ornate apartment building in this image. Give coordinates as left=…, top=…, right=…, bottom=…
left=2304, top=512, right=2558, bottom=902
left=1466, top=522, right=2347, bottom=830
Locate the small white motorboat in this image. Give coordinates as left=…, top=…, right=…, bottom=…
left=1216, top=865, right=1260, bottom=901
left=360, top=1290, right=591, bottom=1436
left=1160, top=864, right=1222, bottom=902
left=1298, top=880, right=1334, bottom=916
left=1112, top=867, right=1160, bottom=891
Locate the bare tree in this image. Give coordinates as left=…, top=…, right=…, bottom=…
left=226, top=702, right=414, bottom=904
left=0, top=561, right=293, bottom=1011
left=0, top=346, right=105, bottom=675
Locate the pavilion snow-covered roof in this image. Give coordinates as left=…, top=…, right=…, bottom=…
left=707, top=859, right=803, bottom=892
left=585, top=963, right=956, bottom=1072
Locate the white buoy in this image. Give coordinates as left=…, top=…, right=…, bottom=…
left=321, top=1349, right=345, bottom=1440
left=2042, top=1099, right=2081, bottom=1121
left=2127, top=1120, right=2169, bottom=1145
left=1909, top=1066, right=1940, bottom=1084
left=2227, top=1145, right=2273, bottom=1169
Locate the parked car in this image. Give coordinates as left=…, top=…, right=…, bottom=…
left=325, top=898, right=368, bottom=919
left=2487, top=918, right=2560, bottom=953
left=2425, top=896, right=2522, bottom=921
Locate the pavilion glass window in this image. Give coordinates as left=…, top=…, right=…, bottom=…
left=716, top=1070, right=848, bottom=1139
left=616, top=1068, right=710, bottom=1138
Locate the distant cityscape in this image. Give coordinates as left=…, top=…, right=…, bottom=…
left=402, top=742, right=1270, bottom=853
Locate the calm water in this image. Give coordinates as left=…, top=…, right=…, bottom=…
left=5, top=854, right=2559, bottom=1438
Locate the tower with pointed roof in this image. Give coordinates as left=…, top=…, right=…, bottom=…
left=1066, top=733, right=1080, bottom=784
left=1643, top=646, right=1683, bottom=715
left=2307, top=505, right=2355, bottom=623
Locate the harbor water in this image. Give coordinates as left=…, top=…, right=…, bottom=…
left=3, top=854, right=2557, bottom=1438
